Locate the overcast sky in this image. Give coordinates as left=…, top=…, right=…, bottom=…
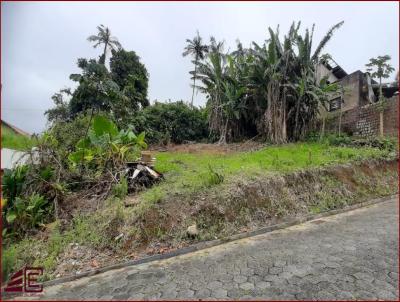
left=1, top=1, right=398, bottom=133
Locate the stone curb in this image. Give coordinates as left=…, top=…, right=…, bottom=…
left=38, top=194, right=397, bottom=288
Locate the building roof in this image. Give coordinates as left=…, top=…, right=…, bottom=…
left=321, top=57, right=379, bottom=85
left=320, top=57, right=348, bottom=80
left=1, top=120, right=30, bottom=136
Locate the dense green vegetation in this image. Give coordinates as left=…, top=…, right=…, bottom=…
left=188, top=22, right=343, bottom=143
left=44, top=26, right=208, bottom=146
left=1, top=125, right=36, bottom=151
left=1, top=116, right=147, bottom=241
left=130, top=101, right=208, bottom=144
left=45, top=21, right=346, bottom=147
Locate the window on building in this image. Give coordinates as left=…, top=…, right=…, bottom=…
left=329, top=97, right=342, bottom=111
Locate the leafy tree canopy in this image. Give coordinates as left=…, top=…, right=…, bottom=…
left=110, top=49, right=150, bottom=109
left=366, top=55, right=395, bottom=81
left=365, top=55, right=395, bottom=100
left=46, top=26, right=149, bottom=126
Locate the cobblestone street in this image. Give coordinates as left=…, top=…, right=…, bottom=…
left=18, top=198, right=400, bottom=300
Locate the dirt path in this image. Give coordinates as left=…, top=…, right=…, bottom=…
left=10, top=197, right=399, bottom=300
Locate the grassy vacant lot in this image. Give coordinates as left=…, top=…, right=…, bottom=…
left=2, top=141, right=397, bottom=281
left=1, top=125, right=36, bottom=151
left=142, top=142, right=388, bottom=204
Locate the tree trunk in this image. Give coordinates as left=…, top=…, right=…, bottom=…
left=264, top=80, right=286, bottom=144
left=294, top=97, right=301, bottom=140
left=379, top=111, right=384, bottom=137
left=320, top=115, right=326, bottom=140
left=101, top=40, right=108, bottom=65
left=191, top=57, right=198, bottom=108
left=218, top=119, right=228, bottom=145
left=282, top=93, right=287, bottom=142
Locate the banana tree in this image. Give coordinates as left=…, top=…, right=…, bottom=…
left=220, top=81, right=247, bottom=143
left=195, top=46, right=228, bottom=143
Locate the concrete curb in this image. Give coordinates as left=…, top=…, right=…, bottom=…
left=40, top=194, right=397, bottom=288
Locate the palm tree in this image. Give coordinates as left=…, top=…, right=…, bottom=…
left=182, top=31, right=209, bottom=108
left=208, top=36, right=224, bottom=54
left=87, top=25, right=122, bottom=65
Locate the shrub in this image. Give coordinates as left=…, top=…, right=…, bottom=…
left=350, top=137, right=397, bottom=151
left=47, top=113, right=92, bottom=155
left=129, top=101, right=209, bottom=144
left=324, top=133, right=352, bottom=146
left=2, top=165, right=29, bottom=207
left=304, top=131, right=320, bottom=142
left=2, top=193, right=52, bottom=239
left=68, top=115, right=147, bottom=168
left=323, top=134, right=397, bottom=152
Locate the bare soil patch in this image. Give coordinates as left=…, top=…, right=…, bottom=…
left=150, top=141, right=265, bottom=155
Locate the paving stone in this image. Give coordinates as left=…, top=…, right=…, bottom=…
left=177, top=289, right=194, bottom=298
left=26, top=198, right=398, bottom=301
left=269, top=266, right=283, bottom=275
left=354, top=272, right=375, bottom=282
left=160, top=287, right=177, bottom=299
left=211, top=288, right=228, bottom=299
left=274, top=260, right=287, bottom=267
left=233, top=275, right=248, bottom=283
left=239, top=282, right=255, bottom=291
left=255, top=281, right=271, bottom=289
left=194, top=288, right=211, bottom=298
left=207, top=280, right=223, bottom=290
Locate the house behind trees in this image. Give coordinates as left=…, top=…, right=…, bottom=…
left=317, top=57, right=398, bottom=137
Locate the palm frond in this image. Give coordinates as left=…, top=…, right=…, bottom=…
left=312, top=21, right=344, bottom=61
